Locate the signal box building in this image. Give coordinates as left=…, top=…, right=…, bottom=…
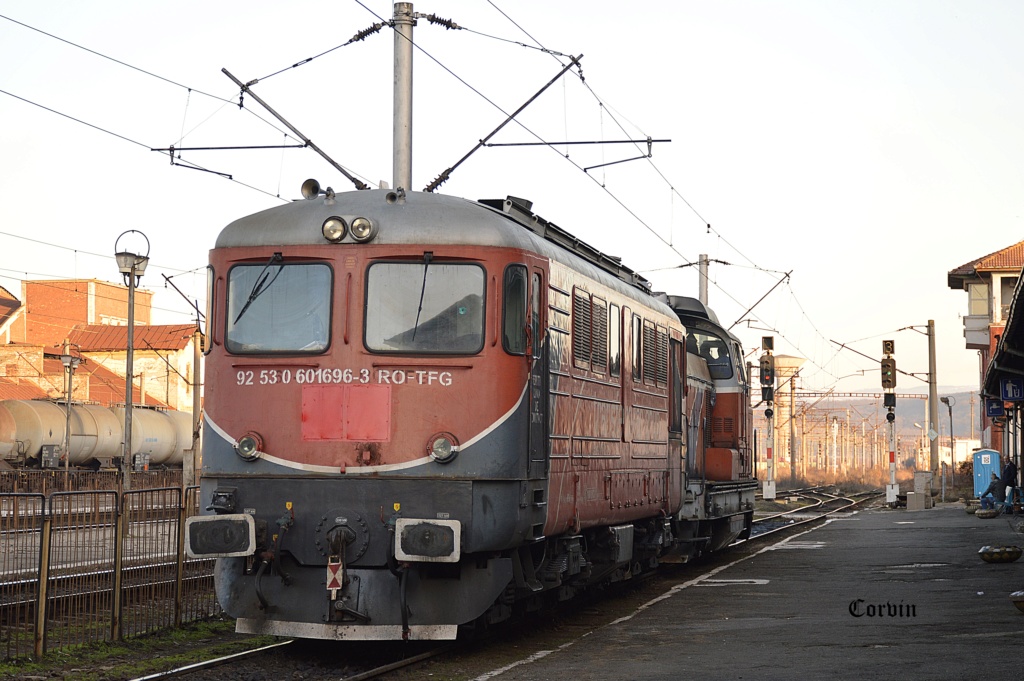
left=948, top=239, right=1024, bottom=453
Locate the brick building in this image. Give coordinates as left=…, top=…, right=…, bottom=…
left=0, top=280, right=196, bottom=411
left=11, top=279, right=153, bottom=349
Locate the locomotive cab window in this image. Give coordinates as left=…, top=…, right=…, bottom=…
left=225, top=262, right=332, bottom=354
left=365, top=262, right=485, bottom=354
left=692, top=331, right=733, bottom=380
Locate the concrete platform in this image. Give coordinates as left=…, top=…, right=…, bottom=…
left=480, top=505, right=1024, bottom=680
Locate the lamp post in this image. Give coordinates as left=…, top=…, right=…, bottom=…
left=940, top=396, right=955, bottom=491
left=115, top=230, right=150, bottom=491
left=60, top=341, right=82, bottom=488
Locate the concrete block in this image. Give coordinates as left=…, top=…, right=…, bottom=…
left=906, top=491, right=927, bottom=511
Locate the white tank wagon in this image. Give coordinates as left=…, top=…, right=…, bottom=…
left=0, top=399, right=192, bottom=468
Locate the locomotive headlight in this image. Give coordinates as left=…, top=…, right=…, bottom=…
left=234, top=431, right=264, bottom=461
left=322, top=217, right=348, bottom=242
left=350, top=217, right=378, bottom=243
left=427, top=432, right=458, bottom=463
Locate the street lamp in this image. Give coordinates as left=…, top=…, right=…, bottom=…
left=115, top=230, right=150, bottom=491
left=60, top=343, right=82, bottom=487
left=940, top=396, right=955, bottom=490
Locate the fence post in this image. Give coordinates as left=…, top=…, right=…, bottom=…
left=175, top=489, right=186, bottom=627
left=111, top=492, right=125, bottom=641
left=33, top=501, right=51, bottom=660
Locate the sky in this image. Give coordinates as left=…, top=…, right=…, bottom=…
left=1, top=0, right=1021, bottom=397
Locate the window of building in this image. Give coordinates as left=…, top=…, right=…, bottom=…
left=999, top=276, right=1019, bottom=322
left=968, top=282, right=989, bottom=317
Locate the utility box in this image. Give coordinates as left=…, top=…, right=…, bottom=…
left=973, top=449, right=1001, bottom=497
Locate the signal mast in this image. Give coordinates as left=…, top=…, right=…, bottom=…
left=761, top=336, right=776, bottom=500
left=881, top=340, right=898, bottom=504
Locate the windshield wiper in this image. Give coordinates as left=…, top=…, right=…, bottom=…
left=233, top=252, right=284, bottom=325
left=411, top=252, right=433, bottom=341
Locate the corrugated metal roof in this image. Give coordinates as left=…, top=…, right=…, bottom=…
left=947, top=239, right=1024, bottom=289
left=0, top=377, right=48, bottom=400
left=68, top=324, right=196, bottom=352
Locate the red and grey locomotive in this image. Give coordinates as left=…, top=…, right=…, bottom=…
left=186, top=187, right=756, bottom=640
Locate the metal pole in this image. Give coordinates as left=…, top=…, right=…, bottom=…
left=393, top=2, right=415, bottom=190
left=770, top=409, right=774, bottom=499
left=789, top=370, right=797, bottom=485
left=946, top=399, right=955, bottom=490
left=928, top=319, right=939, bottom=472
left=123, top=266, right=135, bottom=491
left=698, top=254, right=708, bottom=305
left=186, top=324, right=202, bottom=489
left=63, top=339, right=72, bottom=488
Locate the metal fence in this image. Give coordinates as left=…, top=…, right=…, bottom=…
left=0, top=476, right=219, bottom=661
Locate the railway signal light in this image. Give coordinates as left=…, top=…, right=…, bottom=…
left=881, top=357, right=896, bottom=389
left=759, top=354, right=775, bottom=386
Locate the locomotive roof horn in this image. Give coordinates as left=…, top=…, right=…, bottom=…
left=301, top=178, right=321, bottom=200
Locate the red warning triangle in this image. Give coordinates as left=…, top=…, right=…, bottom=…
left=326, top=560, right=343, bottom=590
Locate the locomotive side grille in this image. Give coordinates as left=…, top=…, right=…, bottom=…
left=656, top=327, right=669, bottom=386
left=572, top=289, right=592, bottom=366
left=713, top=417, right=735, bottom=434
left=642, top=322, right=656, bottom=383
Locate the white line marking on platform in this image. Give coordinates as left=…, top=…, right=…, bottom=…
left=696, top=578, right=770, bottom=586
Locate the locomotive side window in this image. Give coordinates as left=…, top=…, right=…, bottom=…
left=204, top=265, right=214, bottom=355
left=531, top=272, right=542, bottom=359
left=225, top=262, right=332, bottom=354
left=365, top=262, right=485, bottom=354
left=608, top=303, right=620, bottom=377
left=503, top=265, right=528, bottom=355
left=591, top=297, right=608, bottom=373
left=632, top=314, right=642, bottom=381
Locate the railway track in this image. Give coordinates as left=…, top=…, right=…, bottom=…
left=127, top=639, right=458, bottom=681
left=744, top=486, right=883, bottom=541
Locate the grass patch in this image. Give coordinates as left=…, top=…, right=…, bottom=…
left=0, top=617, right=280, bottom=681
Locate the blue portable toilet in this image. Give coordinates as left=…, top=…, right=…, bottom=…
left=974, top=449, right=1002, bottom=497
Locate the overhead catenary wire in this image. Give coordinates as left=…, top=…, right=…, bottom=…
left=6, top=4, right=847, bottom=388
left=0, top=12, right=300, bottom=144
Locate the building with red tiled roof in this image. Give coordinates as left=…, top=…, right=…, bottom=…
left=947, top=239, right=1024, bottom=451
left=68, top=323, right=198, bottom=410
